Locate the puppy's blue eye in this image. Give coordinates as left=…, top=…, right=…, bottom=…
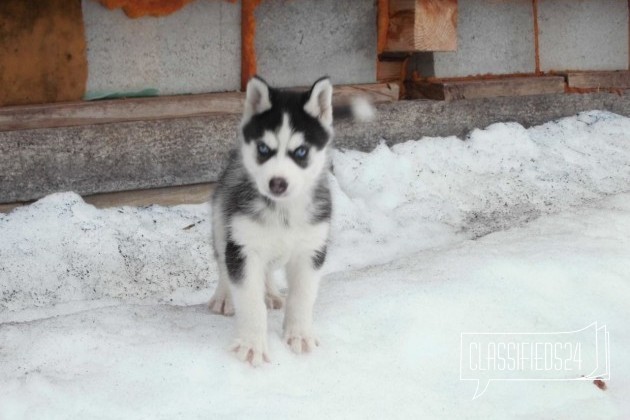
left=293, top=146, right=308, bottom=159
left=257, top=143, right=270, bottom=155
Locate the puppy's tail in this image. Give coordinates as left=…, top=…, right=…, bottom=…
left=333, top=96, right=376, bottom=123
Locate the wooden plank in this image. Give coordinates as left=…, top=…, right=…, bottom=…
left=0, top=183, right=216, bottom=214
left=567, top=71, right=630, bottom=89
left=4, top=92, right=630, bottom=203
left=84, top=183, right=215, bottom=208
left=0, top=202, right=24, bottom=214
left=408, top=76, right=565, bottom=101
left=0, top=92, right=245, bottom=132
left=385, top=0, right=458, bottom=52
left=0, top=84, right=398, bottom=133
left=0, top=0, right=87, bottom=106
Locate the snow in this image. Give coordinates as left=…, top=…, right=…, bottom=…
left=1, top=111, right=630, bottom=418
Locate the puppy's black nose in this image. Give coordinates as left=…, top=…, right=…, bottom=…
left=269, top=177, right=288, bottom=196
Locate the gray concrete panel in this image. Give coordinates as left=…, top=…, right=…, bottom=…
left=428, top=0, right=536, bottom=78
left=539, top=0, right=629, bottom=72
left=82, top=0, right=241, bottom=97
left=255, top=0, right=377, bottom=87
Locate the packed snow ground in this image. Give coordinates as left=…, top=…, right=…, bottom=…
left=1, top=111, right=629, bottom=418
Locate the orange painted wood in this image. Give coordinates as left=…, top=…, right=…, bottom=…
left=98, top=0, right=196, bottom=18
left=377, top=0, right=390, bottom=54
left=241, top=0, right=261, bottom=91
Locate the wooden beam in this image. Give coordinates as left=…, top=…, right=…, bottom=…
left=385, top=0, right=458, bottom=52
left=566, top=71, right=630, bottom=89
left=0, top=92, right=245, bottom=132
left=407, top=76, right=565, bottom=101
left=0, top=84, right=399, bottom=132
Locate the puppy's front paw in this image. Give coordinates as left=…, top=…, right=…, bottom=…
left=283, top=326, right=319, bottom=354
left=230, top=336, right=270, bottom=367
left=208, top=289, right=235, bottom=316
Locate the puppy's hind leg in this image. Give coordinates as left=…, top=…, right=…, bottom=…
left=264, top=271, right=285, bottom=310
left=208, top=264, right=235, bottom=316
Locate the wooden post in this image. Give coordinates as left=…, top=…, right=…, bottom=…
left=532, top=0, right=541, bottom=75
left=241, top=0, right=260, bottom=91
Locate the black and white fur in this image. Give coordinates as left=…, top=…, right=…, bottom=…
left=208, top=76, right=370, bottom=365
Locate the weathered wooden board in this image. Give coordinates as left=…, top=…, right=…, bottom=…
left=567, top=71, right=630, bottom=89
left=84, top=183, right=215, bottom=208
left=3, top=92, right=630, bottom=204
left=0, top=84, right=399, bottom=133
left=408, top=76, right=565, bottom=101
left=0, top=0, right=87, bottom=106
left=385, top=0, right=458, bottom=52
left=0, top=203, right=23, bottom=214
left=0, top=93, right=245, bottom=133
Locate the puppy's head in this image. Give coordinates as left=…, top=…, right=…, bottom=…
left=240, top=76, right=333, bottom=202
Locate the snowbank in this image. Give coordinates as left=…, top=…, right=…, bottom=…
left=330, top=110, right=630, bottom=269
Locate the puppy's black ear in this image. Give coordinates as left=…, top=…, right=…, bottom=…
left=304, top=77, right=333, bottom=128
left=243, top=76, right=272, bottom=123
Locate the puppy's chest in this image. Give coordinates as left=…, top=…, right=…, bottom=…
left=231, top=206, right=328, bottom=261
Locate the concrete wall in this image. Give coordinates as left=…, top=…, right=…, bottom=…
left=82, top=0, right=241, bottom=98
left=79, top=0, right=630, bottom=93
left=411, top=0, right=536, bottom=78
left=410, top=0, right=629, bottom=79
left=538, top=0, right=629, bottom=72
left=254, top=0, right=377, bottom=88
left=82, top=0, right=377, bottom=96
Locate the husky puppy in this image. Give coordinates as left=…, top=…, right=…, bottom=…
left=209, top=76, right=370, bottom=366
